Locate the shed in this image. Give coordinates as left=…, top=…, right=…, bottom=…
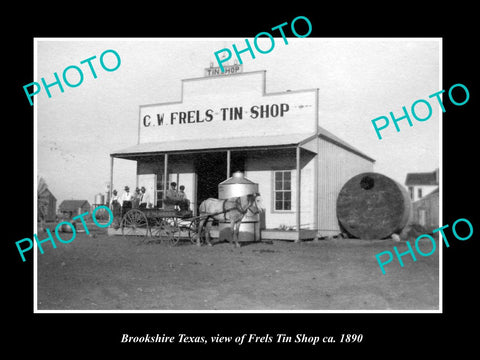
left=38, top=188, right=57, bottom=222
left=405, top=168, right=439, bottom=202
left=410, top=187, right=439, bottom=232
left=58, top=200, right=91, bottom=218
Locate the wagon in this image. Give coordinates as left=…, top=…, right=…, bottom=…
left=120, top=206, right=206, bottom=246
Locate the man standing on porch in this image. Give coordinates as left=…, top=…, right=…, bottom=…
left=165, top=182, right=178, bottom=210
left=139, top=186, right=153, bottom=209
left=121, top=186, right=133, bottom=215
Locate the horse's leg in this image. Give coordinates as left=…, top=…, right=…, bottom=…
left=228, top=218, right=236, bottom=246
left=234, top=221, right=241, bottom=248
left=197, top=218, right=205, bottom=247
left=205, top=219, right=213, bottom=246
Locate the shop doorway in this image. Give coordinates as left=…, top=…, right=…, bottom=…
left=230, top=151, right=246, bottom=174
left=195, top=152, right=227, bottom=212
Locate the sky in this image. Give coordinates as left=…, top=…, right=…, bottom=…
left=36, top=38, right=440, bottom=206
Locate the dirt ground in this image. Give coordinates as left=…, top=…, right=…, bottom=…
left=37, top=225, right=439, bottom=311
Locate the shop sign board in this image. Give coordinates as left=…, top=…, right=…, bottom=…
left=139, top=72, right=317, bottom=144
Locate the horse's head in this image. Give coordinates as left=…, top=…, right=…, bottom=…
left=247, top=192, right=265, bottom=215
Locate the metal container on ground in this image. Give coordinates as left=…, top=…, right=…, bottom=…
left=218, top=171, right=261, bottom=242
left=336, top=172, right=412, bottom=240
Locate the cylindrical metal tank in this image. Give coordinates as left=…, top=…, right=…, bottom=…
left=218, top=171, right=261, bottom=242
left=336, top=172, right=411, bottom=240
left=95, top=193, right=105, bottom=205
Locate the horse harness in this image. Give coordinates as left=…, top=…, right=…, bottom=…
left=221, top=194, right=259, bottom=221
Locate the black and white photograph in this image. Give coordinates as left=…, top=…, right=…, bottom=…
left=32, top=38, right=441, bottom=312
left=6, top=8, right=478, bottom=354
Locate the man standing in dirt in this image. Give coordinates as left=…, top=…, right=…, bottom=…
left=110, top=189, right=121, bottom=227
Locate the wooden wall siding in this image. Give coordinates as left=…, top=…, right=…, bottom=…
left=317, top=139, right=374, bottom=235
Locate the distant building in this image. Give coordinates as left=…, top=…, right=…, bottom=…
left=411, top=188, right=439, bottom=231
left=405, top=168, right=439, bottom=202
left=39, top=188, right=57, bottom=222
left=58, top=200, right=91, bottom=218
left=405, top=169, right=439, bottom=231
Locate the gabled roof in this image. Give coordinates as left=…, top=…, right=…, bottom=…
left=39, top=188, right=56, bottom=201
left=405, top=170, right=438, bottom=186
left=317, top=126, right=375, bottom=162
left=59, top=200, right=90, bottom=211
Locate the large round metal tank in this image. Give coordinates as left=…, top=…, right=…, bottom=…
left=95, top=193, right=105, bottom=205
left=336, top=172, right=411, bottom=240
left=218, top=171, right=261, bottom=242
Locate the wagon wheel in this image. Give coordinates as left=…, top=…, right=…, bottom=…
left=121, top=209, right=149, bottom=240
left=169, top=218, right=182, bottom=246
left=151, top=217, right=179, bottom=245
left=189, top=218, right=206, bottom=245
left=177, top=221, right=192, bottom=243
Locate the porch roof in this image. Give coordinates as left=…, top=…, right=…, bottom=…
left=111, top=133, right=316, bottom=159
left=110, top=127, right=375, bottom=162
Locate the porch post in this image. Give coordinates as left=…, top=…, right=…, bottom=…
left=109, top=156, right=114, bottom=205
left=226, top=150, right=231, bottom=178
left=163, top=153, right=168, bottom=201
left=192, top=171, right=197, bottom=217
left=295, top=146, right=301, bottom=242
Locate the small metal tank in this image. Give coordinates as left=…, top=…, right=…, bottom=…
left=218, top=171, right=261, bottom=242
left=95, top=193, right=105, bottom=206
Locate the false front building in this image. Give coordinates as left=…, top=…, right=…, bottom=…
left=110, top=70, right=374, bottom=241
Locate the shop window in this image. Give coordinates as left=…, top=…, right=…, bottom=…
left=274, top=170, right=292, bottom=211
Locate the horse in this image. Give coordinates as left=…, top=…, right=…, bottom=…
left=197, top=193, right=265, bottom=248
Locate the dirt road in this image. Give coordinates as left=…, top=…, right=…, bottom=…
left=37, top=228, right=439, bottom=311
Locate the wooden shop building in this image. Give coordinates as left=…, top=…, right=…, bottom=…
left=110, top=69, right=375, bottom=241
